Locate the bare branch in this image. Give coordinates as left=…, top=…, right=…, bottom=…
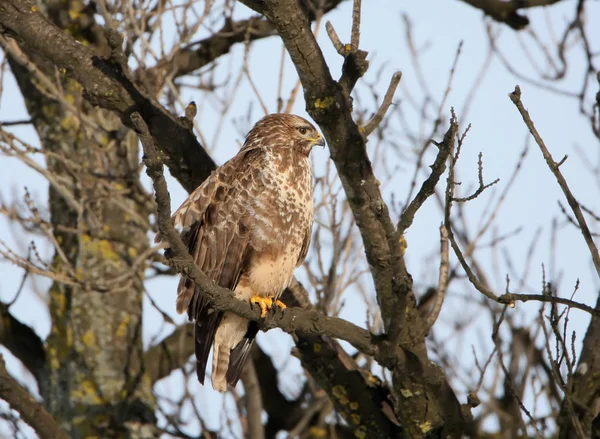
left=0, top=354, right=69, bottom=439
left=0, top=304, right=46, bottom=383
left=325, top=21, right=344, bottom=55
left=398, top=116, right=455, bottom=234
left=423, top=224, right=449, bottom=334
left=142, top=324, right=194, bottom=384
left=362, top=72, right=402, bottom=137
left=509, top=85, right=600, bottom=282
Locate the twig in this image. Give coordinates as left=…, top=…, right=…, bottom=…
left=350, top=0, right=362, bottom=50
left=398, top=113, right=455, bottom=234
left=539, top=309, right=587, bottom=439
left=452, top=152, right=500, bottom=202
left=325, top=21, right=344, bottom=55
left=0, top=119, right=31, bottom=126
left=491, top=308, right=537, bottom=436
left=6, top=248, right=30, bottom=306
left=498, top=292, right=599, bottom=316
left=423, top=224, right=449, bottom=335
left=444, top=111, right=502, bottom=304
left=362, top=72, right=402, bottom=137
left=286, top=395, right=328, bottom=438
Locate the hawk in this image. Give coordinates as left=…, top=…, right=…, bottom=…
left=157, top=113, right=323, bottom=392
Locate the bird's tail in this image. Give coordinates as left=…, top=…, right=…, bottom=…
left=212, top=343, right=231, bottom=392
left=212, top=312, right=248, bottom=392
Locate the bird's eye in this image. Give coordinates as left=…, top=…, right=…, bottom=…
left=298, top=127, right=308, bottom=135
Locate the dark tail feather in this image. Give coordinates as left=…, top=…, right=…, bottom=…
left=226, top=322, right=258, bottom=387
left=194, top=304, right=222, bottom=385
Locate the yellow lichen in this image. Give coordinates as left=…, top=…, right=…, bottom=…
left=313, top=343, right=322, bottom=353
left=31, top=6, right=38, bottom=12
left=332, top=385, right=349, bottom=405
left=314, top=96, right=335, bottom=109
left=71, top=380, right=102, bottom=404
left=351, top=413, right=361, bottom=425
left=66, top=327, right=73, bottom=347
left=75, top=267, right=84, bottom=281
left=307, top=427, right=327, bottom=438
left=127, top=247, right=138, bottom=258
left=116, top=314, right=130, bottom=337
left=61, top=115, right=80, bottom=131
left=72, top=415, right=87, bottom=425
left=82, top=235, right=119, bottom=263
left=399, top=234, right=408, bottom=256
left=82, top=330, right=96, bottom=348
left=367, top=372, right=381, bottom=385
left=419, top=421, right=433, bottom=433
left=48, top=347, right=60, bottom=370
left=350, top=401, right=359, bottom=410
left=354, top=425, right=367, bottom=439
left=51, top=289, right=66, bottom=314
left=68, top=9, right=81, bottom=21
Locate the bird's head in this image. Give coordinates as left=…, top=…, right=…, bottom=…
left=244, top=113, right=325, bottom=156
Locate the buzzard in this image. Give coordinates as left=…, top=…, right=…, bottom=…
left=157, top=113, right=323, bottom=392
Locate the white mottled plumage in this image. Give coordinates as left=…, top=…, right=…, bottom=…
left=156, top=114, right=322, bottom=392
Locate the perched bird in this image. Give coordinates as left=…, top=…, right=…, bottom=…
left=156, top=113, right=323, bottom=392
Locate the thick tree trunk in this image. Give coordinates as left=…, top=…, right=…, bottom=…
left=6, top=2, right=156, bottom=435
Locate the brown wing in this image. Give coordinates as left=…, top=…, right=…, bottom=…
left=296, top=224, right=312, bottom=267
left=158, top=149, right=262, bottom=384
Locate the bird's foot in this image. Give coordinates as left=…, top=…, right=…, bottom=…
left=249, top=296, right=287, bottom=318
left=250, top=296, right=273, bottom=318
left=274, top=299, right=286, bottom=311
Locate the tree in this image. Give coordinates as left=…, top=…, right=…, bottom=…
left=0, top=0, right=598, bottom=437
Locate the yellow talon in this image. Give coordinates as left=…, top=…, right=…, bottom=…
left=275, top=299, right=286, bottom=310
left=250, top=296, right=273, bottom=318
left=249, top=297, right=287, bottom=317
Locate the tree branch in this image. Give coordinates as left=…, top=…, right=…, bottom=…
left=0, top=354, right=69, bottom=439
left=0, top=303, right=46, bottom=384
left=142, top=323, right=194, bottom=384
left=0, top=0, right=213, bottom=192
left=398, top=121, right=454, bottom=234
left=152, top=0, right=347, bottom=82
left=459, top=0, right=563, bottom=30
left=509, top=85, right=600, bottom=282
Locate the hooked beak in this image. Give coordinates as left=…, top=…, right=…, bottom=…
left=313, top=134, right=326, bottom=148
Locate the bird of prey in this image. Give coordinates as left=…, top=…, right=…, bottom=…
left=157, top=113, right=323, bottom=392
